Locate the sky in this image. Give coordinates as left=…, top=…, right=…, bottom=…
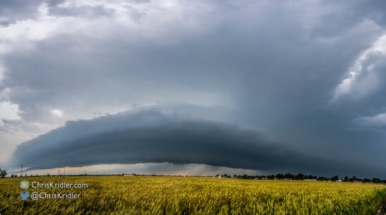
left=1, top=0, right=386, bottom=178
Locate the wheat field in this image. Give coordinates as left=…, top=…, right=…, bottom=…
left=1, top=176, right=385, bottom=214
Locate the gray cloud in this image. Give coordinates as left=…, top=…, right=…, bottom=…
left=0, top=0, right=66, bottom=24
left=8, top=110, right=386, bottom=178
left=1, top=0, right=386, bottom=178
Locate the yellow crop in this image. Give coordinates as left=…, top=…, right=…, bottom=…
left=0, top=176, right=385, bottom=214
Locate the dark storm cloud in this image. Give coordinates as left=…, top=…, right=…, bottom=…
left=9, top=110, right=386, bottom=178
left=2, top=0, right=386, bottom=177
left=217, top=1, right=386, bottom=164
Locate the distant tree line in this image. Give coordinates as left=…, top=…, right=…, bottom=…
left=1, top=167, right=385, bottom=184
left=216, top=173, right=386, bottom=184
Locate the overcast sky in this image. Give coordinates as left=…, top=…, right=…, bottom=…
left=1, top=0, right=386, bottom=178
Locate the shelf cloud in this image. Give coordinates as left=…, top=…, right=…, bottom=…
left=9, top=110, right=386, bottom=177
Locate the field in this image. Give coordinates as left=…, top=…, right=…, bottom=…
left=1, top=176, right=386, bottom=215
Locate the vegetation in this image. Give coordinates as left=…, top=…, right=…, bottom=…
left=0, top=168, right=6, bottom=178
left=1, top=176, right=385, bottom=214
left=225, top=173, right=386, bottom=183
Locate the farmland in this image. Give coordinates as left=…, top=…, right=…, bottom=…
left=1, top=176, right=386, bottom=214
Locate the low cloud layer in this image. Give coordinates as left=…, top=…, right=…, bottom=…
left=9, top=110, right=386, bottom=178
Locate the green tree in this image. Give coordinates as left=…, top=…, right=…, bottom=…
left=0, top=168, right=7, bottom=178
left=284, top=172, right=294, bottom=179
left=331, top=175, right=339, bottom=181
left=296, top=173, right=305, bottom=180
left=372, top=178, right=381, bottom=183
